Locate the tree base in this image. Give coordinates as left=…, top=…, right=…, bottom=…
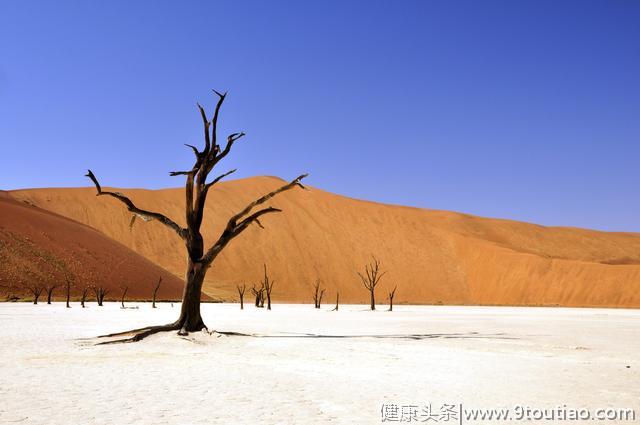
left=95, top=317, right=207, bottom=345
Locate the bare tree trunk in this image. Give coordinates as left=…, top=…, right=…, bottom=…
left=81, top=287, right=88, bottom=308
left=175, top=262, right=206, bottom=335
left=31, top=286, right=43, bottom=305
left=237, top=284, right=246, bottom=310
left=152, top=277, right=162, bottom=308
left=332, top=292, right=339, bottom=311
left=93, top=287, right=108, bottom=306
left=120, top=286, right=128, bottom=309
left=46, top=285, right=57, bottom=304
left=262, top=264, right=274, bottom=310
left=65, top=279, right=71, bottom=308
left=388, top=285, right=397, bottom=312
left=358, top=257, right=386, bottom=311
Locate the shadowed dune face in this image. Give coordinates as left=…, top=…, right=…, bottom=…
left=0, top=195, right=184, bottom=301
left=9, top=177, right=640, bottom=307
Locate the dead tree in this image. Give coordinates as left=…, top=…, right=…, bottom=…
left=93, top=286, right=109, bottom=306
left=86, top=91, right=307, bottom=342
left=357, top=256, right=386, bottom=311
left=251, top=284, right=265, bottom=308
left=45, top=284, right=57, bottom=304
left=262, top=264, right=275, bottom=310
left=65, top=276, right=72, bottom=308
left=237, top=283, right=246, bottom=309
left=152, top=277, right=162, bottom=308
left=29, top=285, right=44, bottom=304
left=312, top=279, right=325, bottom=308
left=120, top=286, right=128, bottom=309
left=332, top=292, right=339, bottom=311
left=388, top=285, right=397, bottom=312
left=81, top=287, right=89, bottom=308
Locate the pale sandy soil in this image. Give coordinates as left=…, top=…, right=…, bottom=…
left=0, top=303, right=638, bottom=424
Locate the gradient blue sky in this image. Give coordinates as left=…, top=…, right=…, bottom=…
left=1, top=1, right=639, bottom=231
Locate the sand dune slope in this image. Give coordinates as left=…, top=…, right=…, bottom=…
left=10, top=177, right=640, bottom=307
left=0, top=194, right=184, bottom=301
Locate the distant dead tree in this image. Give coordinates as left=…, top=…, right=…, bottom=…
left=262, top=264, right=275, bottom=310
left=46, top=284, right=57, bottom=305
left=332, top=292, right=339, bottom=311
left=237, top=283, right=246, bottom=309
left=357, top=256, right=386, bottom=311
left=85, top=90, right=307, bottom=342
left=120, top=286, right=128, bottom=309
left=80, top=287, right=89, bottom=308
left=65, top=276, right=72, bottom=308
left=152, top=277, right=162, bottom=308
left=388, top=285, right=397, bottom=312
left=93, top=286, right=109, bottom=306
left=312, top=279, right=325, bottom=309
left=29, top=284, right=44, bottom=304
left=251, top=284, right=265, bottom=308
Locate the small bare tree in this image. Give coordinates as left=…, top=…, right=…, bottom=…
left=388, top=285, right=397, bottom=311
left=29, top=284, right=44, bottom=305
left=152, top=277, right=162, bottom=308
left=65, top=276, right=72, bottom=308
left=251, top=284, right=264, bottom=308
left=120, top=286, right=128, bottom=309
left=81, top=287, right=89, bottom=308
left=312, top=279, right=325, bottom=309
left=357, top=256, right=386, bottom=311
left=46, top=284, right=57, bottom=304
left=237, top=283, right=246, bottom=309
left=262, top=264, right=275, bottom=310
left=332, top=291, right=339, bottom=311
left=93, top=286, right=109, bottom=306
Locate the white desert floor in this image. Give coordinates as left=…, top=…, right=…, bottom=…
left=0, top=303, right=638, bottom=424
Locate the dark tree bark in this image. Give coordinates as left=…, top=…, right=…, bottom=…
left=262, top=264, right=274, bottom=310
left=357, top=256, right=386, bottom=311
left=388, top=285, right=397, bottom=312
left=86, top=91, right=307, bottom=342
left=332, top=292, right=339, bottom=311
left=30, top=285, right=44, bottom=305
left=251, top=284, right=265, bottom=308
left=120, top=286, right=128, bottom=309
left=152, top=277, right=162, bottom=308
left=93, top=286, right=109, bottom=306
left=237, top=283, right=246, bottom=310
left=46, top=285, right=57, bottom=305
left=312, top=279, right=325, bottom=308
left=65, top=277, right=71, bottom=308
left=81, top=287, right=89, bottom=308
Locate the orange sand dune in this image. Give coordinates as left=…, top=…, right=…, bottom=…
left=0, top=194, right=184, bottom=301
left=10, top=177, right=640, bottom=307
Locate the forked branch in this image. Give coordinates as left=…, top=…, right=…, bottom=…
left=201, top=174, right=308, bottom=265
left=85, top=170, right=186, bottom=239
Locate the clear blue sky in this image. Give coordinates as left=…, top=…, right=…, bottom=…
left=1, top=1, right=638, bottom=231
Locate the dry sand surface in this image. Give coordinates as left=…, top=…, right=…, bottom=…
left=10, top=177, right=640, bottom=306
left=0, top=195, right=184, bottom=300
left=0, top=303, right=637, bottom=424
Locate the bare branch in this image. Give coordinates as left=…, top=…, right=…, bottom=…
left=85, top=170, right=186, bottom=239
left=184, top=144, right=201, bottom=158
left=227, top=174, right=307, bottom=226
left=197, top=103, right=211, bottom=155
left=204, top=169, right=237, bottom=191
left=201, top=174, right=307, bottom=265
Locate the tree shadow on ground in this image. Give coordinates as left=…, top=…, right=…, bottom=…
left=213, top=331, right=518, bottom=341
